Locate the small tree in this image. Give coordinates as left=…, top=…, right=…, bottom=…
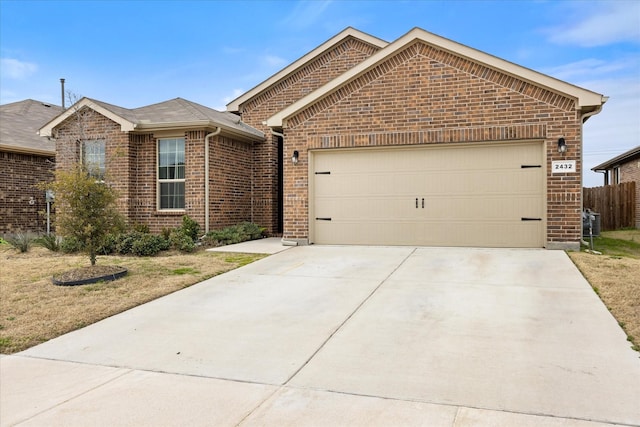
left=44, top=164, right=125, bottom=265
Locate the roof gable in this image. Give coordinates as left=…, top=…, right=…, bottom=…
left=39, top=97, right=264, bottom=141
left=226, top=27, right=388, bottom=112
left=267, top=27, right=607, bottom=128
left=0, top=99, right=64, bottom=155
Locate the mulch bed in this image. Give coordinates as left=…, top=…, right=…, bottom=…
left=52, top=265, right=128, bottom=286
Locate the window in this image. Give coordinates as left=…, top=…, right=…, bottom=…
left=158, top=137, right=185, bottom=210
left=83, top=140, right=106, bottom=180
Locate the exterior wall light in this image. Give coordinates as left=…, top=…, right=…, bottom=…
left=292, top=150, right=299, bottom=164
left=558, top=138, right=567, bottom=153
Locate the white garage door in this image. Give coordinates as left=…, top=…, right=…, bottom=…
left=311, top=142, right=544, bottom=247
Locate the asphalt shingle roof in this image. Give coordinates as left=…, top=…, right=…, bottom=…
left=0, top=99, right=64, bottom=155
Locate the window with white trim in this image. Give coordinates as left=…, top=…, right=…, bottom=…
left=83, top=140, right=106, bottom=180
left=158, top=137, right=185, bottom=210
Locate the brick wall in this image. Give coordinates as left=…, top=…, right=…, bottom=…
left=54, top=109, right=254, bottom=234
left=239, top=37, right=383, bottom=234
left=0, top=151, right=55, bottom=235
left=620, top=158, right=640, bottom=228
left=281, top=40, right=583, bottom=247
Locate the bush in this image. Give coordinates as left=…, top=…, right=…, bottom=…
left=4, top=233, right=37, bottom=253
left=170, top=230, right=196, bottom=253
left=179, top=215, right=200, bottom=242
left=34, top=234, right=60, bottom=252
left=115, top=231, right=144, bottom=255
left=60, top=236, right=84, bottom=253
left=205, top=222, right=266, bottom=247
left=131, top=233, right=170, bottom=256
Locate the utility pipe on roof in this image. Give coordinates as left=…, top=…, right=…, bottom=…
left=204, top=127, right=222, bottom=234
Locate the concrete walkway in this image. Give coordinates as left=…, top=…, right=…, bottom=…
left=2, top=243, right=639, bottom=426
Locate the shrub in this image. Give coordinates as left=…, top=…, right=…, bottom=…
left=131, top=233, right=170, bottom=256
left=131, top=223, right=150, bottom=234
left=34, top=234, right=60, bottom=252
left=115, top=231, right=144, bottom=255
left=179, top=215, right=200, bottom=242
left=4, top=233, right=37, bottom=253
left=205, top=222, right=266, bottom=247
left=170, top=230, right=196, bottom=253
left=60, top=236, right=84, bottom=253
left=97, top=233, right=120, bottom=255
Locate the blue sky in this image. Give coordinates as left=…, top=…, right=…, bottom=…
left=1, top=0, right=638, bottom=186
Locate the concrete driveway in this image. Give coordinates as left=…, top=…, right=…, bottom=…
left=2, top=243, right=639, bottom=426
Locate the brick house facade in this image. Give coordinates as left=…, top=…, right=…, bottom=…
left=40, top=98, right=263, bottom=234
left=1, top=100, right=63, bottom=235
left=257, top=28, right=606, bottom=249
left=39, top=27, right=607, bottom=248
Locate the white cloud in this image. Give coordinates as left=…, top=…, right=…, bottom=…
left=262, top=54, right=288, bottom=68
left=546, top=1, right=640, bottom=47
left=0, top=58, right=37, bottom=79
left=215, top=88, right=245, bottom=111
left=282, top=0, right=332, bottom=30
left=541, top=57, right=636, bottom=81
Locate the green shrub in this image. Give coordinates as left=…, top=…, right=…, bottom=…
left=4, top=233, right=37, bottom=253
left=34, top=234, right=60, bottom=252
left=115, top=231, right=144, bottom=255
left=97, top=233, right=120, bottom=255
left=131, top=222, right=150, bottom=234
left=240, top=222, right=266, bottom=240
left=170, top=230, right=196, bottom=253
left=131, top=233, right=170, bottom=256
left=205, top=222, right=265, bottom=247
left=179, top=215, right=200, bottom=242
left=60, top=236, right=84, bottom=253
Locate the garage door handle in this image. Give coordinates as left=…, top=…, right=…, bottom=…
left=521, top=217, right=542, bottom=221
left=316, top=217, right=332, bottom=221
left=415, top=198, right=418, bottom=208
left=422, top=198, right=425, bottom=208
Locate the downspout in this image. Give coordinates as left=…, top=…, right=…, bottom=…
left=579, top=102, right=605, bottom=245
left=271, top=129, right=297, bottom=246
left=204, top=127, right=221, bottom=234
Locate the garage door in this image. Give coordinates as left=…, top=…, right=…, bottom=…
left=311, top=142, right=544, bottom=247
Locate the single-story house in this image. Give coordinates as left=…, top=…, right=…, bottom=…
left=39, top=97, right=264, bottom=234
left=0, top=99, right=64, bottom=235
left=41, top=27, right=607, bottom=249
left=592, top=145, right=640, bottom=228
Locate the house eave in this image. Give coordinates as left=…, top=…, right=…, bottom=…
left=591, top=145, right=640, bottom=171
left=0, top=143, right=55, bottom=157
left=134, top=120, right=265, bottom=142
left=267, top=27, right=607, bottom=128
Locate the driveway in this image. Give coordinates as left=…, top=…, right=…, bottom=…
left=2, top=244, right=639, bottom=426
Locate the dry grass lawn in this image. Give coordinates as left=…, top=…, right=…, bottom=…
left=0, top=246, right=265, bottom=354
left=2, top=231, right=638, bottom=355
left=567, top=229, right=640, bottom=351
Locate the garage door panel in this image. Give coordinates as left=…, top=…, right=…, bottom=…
left=312, top=142, right=544, bottom=247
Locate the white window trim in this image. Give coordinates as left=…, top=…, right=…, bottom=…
left=157, top=137, right=186, bottom=211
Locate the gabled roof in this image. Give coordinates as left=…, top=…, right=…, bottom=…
left=226, top=27, right=388, bottom=112
left=267, top=27, right=607, bottom=128
left=39, top=97, right=264, bottom=142
left=0, top=99, right=64, bottom=156
left=592, top=146, right=640, bottom=171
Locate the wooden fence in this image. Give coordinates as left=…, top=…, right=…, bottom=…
left=583, top=181, right=636, bottom=230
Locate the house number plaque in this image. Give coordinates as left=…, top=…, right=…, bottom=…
left=551, top=160, right=576, bottom=173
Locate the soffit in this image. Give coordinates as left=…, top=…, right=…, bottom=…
left=267, top=27, right=607, bottom=128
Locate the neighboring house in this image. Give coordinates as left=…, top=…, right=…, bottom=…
left=592, top=146, right=640, bottom=228
left=42, top=27, right=607, bottom=250
left=0, top=99, right=64, bottom=235
left=39, top=97, right=264, bottom=234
